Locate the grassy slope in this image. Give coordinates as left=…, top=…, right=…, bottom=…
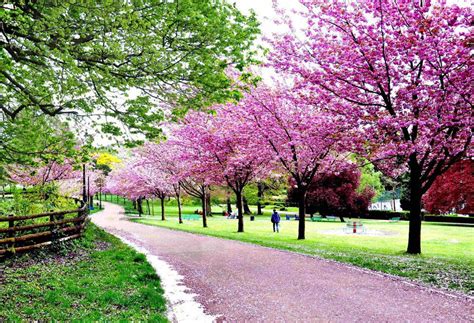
left=133, top=212, right=473, bottom=295
left=0, top=224, right=167, bottom=321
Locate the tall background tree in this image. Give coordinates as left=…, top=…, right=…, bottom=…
left=288, top=163, right=376, bottom=221
left=269, top=0, right=473, bottom=253
left=423, top=159, right=473, bottom=215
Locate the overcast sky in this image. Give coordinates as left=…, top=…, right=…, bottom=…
left=234, top=0, right=471, bottom=39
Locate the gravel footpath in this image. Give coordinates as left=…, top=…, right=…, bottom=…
left=92, top=202, right=473, bottom=322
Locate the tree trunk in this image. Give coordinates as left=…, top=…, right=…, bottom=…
left=132, top=199, right=136, bottom=209
left=151, top=199, right=154, bottom=216
left=146, top=199, right=150, bottom=215
left=227, top=197, right=232, bottom=213
left=243, top=196, right=252, bottom=214
left=297, top=190, right=306, bottom=240
left=176, top=194, right=182, bottom=224
left=257, top=182, right=263, bottom=215
left=205, top=186, right=212, bottom=216
left=137, top=198, right=143, bottom=217
left=160, top=197, right=165, bottom=221
left=407, top=159, right=422, bottom=254
left=236, top=190, right=244, bottom=232
left=201, top=191, right=208, bottom=228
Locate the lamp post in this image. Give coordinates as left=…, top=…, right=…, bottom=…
left=96, top=176, right=105, bottom=210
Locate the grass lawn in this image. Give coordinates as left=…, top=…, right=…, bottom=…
left=124, top=201, right=473, bottom=295
left=103, top=193, right=298, bottom=217
left=0, top=223, right=167, bottom=321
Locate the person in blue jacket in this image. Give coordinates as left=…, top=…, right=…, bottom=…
left=271, top=209, right=281, bottom=233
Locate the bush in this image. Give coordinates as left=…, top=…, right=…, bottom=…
left=364, top=211, right=474, bottom=223
left=424, top=215, right=474, bottom=224
left=365, top=210, right=409, bottom=220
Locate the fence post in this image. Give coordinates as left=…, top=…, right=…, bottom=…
left=50, top=211, right=56, bottom=244
left=7, top=214, right=14, bottom=254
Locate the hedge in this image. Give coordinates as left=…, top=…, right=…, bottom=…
left=365, top=210, right=409, bottom=220
left=362, top=210, right=474, bottom=224
left=423, top=215, right=474, bottom=224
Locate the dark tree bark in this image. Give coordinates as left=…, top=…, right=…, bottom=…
left=243, top=196, right=252, bottom=215
left=132, top=199, right=136, bottom=209
left=296, top=189, right=306, bottom=240
left=160, top=197, right=166, bottom=221
left=201, top=192, right=208, bottom=228
left=205, top=187, right=212, bottom=216
left=227, top=197, right=232, bottom=213
left=236, top=190, right=244, bottom=232
left=146, top=199, right=151, bottom=215
left=176, top=194, right=183, bottom=224
left=257, top=182, right=263, bottom=215
left=407, top=155, right=422, bottom=254
left=137, top=197, right=143, bottom=216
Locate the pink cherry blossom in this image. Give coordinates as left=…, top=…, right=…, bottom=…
left=268, top=0, right=473, bottom=253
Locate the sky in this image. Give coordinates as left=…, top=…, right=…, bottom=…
left=234, top=0, right=471, bottom=39
left=91, top=0, right=471, bottom=147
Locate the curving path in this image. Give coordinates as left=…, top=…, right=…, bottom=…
left=92, top=202, right=473, bottom=322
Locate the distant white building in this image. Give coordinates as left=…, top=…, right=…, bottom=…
left=369, top=199, right=402, bottom=212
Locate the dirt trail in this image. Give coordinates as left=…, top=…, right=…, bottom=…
left=92, top=202, right=473, bottom=322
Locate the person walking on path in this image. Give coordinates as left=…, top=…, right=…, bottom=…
left=271, top=209, right=280, bottom=233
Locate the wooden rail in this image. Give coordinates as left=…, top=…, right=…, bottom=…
left=0, top=202, right=89, bottom=257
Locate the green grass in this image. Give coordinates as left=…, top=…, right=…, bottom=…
left=127, top=204, right=473, bottom=295
left=0, top=224, right=168, bottom=321
left=103, top=193, right=298, bottom=218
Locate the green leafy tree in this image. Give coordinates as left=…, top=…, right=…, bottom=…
left=1, top=1, right=259, bottom=140
left=0, top=111, right=78, bottom=165
left=358, top=162, right=384, bottom=201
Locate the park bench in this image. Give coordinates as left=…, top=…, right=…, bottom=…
left=183, top=214, right=200, bottom=220
left=285, top=213, right=298, bottom=220
left=311, top=216, right=338, bottom=222
left=389, top=217, right=400, bottom=222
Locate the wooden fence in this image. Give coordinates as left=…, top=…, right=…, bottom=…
left=0, top=201, right=89, bottom=257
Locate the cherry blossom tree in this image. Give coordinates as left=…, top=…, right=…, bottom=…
left=7, top=160, right=78, bottom=187
left=269, top=0, right=473, bottom=253
left=107, top=155, right=172, bottom=217
left=221, top=84, right=350, bottom=239
left=137, top=142, right=183, bottom=223
left=172, top=110, right=271, bottom=232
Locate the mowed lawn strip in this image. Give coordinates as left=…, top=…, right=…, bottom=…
left=132, top=212, right=473, bottom=295
left=0, top=224, right=167, bottom=321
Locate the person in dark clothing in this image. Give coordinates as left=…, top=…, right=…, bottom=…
left=271, top=209, right=281, bottom=233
